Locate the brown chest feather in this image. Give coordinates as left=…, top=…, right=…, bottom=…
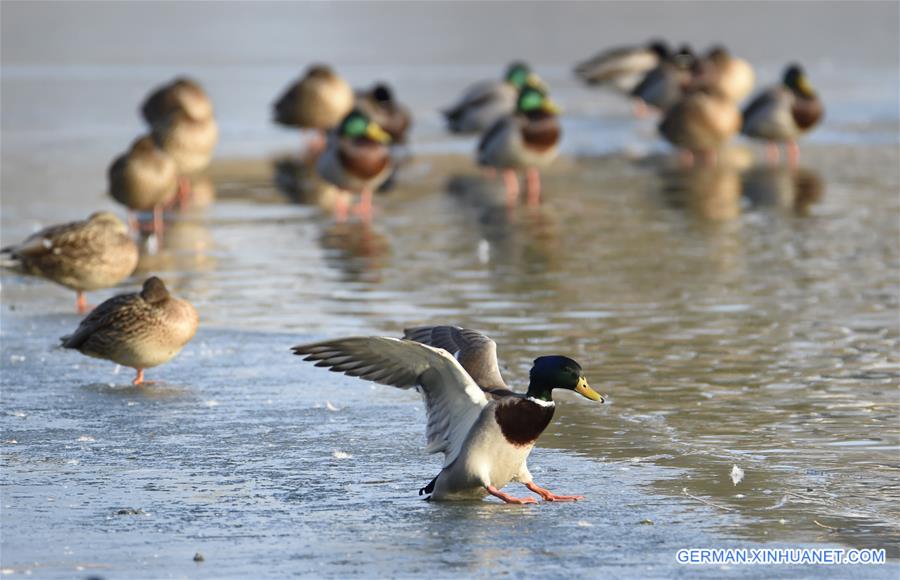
left=338, top=139, right=390, bottom=180
left=494, top=399, right=555, bottom=447
left=521, top=114, right=561, bottom=152
left=792, top=96, right=823, bottom=130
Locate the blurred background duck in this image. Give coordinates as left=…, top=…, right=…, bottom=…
left=477, top=84, right=562, bottom=205
left=142, top=77, right=218, bottom=207
left=631, top=45, right=696, bottom=115
left=1, top=212, right=139, bottom=313
left=273, top=64, right=355, bottom=159
left=355, top=82, right=412, bottom=145
left=443, top=61, right=543, bottom=134
left=658, top=86, right=742, bottom=166
left=60, top=276, right=198, bottom=385
left=316, top=109, right=393, bottom=222
left=742, top=64, right=824, bottom=166
left=574, top=38, right=670, bottom=95
left=692, top=45, right=755, bottom=104
left=108, top=135, right=178, bottom=239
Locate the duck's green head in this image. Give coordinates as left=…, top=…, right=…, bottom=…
left=505, top=61, right=542, bottom=90
left=517, top=85, right=561, bottom=116
left=338, top=109, right=391, bottom=144
left=527, top=356, right=603, bottom=403
left=784, top=64, right=815, bottom=97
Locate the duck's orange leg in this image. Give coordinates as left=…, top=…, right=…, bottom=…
left=525, top=167, right=542, bottom=206
left=132, top=368, right=145, bottom=386
left=787, top=141, right=800, bottom=168
left=177, top=176, right=192, bottom=210
left=152, top=205, right=165, bottom=242
left=353, top=188, right=374, bottom=222
left=503, top=170, right=520, bottom=206
left=526, top=481, right=583, bottom=502
left=486, top=485, right=537, bottom=505
left=76, top=291, right=89, bottom=314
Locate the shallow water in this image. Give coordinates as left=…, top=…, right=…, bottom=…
left=2, top=2, right=900, bottom=578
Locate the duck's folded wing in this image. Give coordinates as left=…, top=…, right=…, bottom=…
left=293, top=337, right=489, bottom=466
left=403, top=326, right=508, bottom=391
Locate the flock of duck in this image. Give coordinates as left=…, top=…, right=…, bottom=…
left=1, top=38, right=825, bottom=503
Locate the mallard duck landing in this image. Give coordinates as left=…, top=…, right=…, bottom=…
left=293, top=326, right=604, bottom=503
left=274, top=65, right=355, bottom=158
left=108, top=135, right=178, bottom=239
left=742, top=64, right=824, bottom=166
left=1, top=212, right=138, bottom=313
left=477, top=84, right=562, bottom=205
left=574, top=39, right=670, bottom=94
left=443, top=62, right=542, bottom=134
left=316, top=109, right=392, bottom=221
left=61, top=276, right=198, bottom=385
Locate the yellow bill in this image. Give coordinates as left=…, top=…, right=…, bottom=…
left=542, top=97, right=562, bottom=115
left=574, top=376, right=604, bottom=402
left=366, top=122, right=392, bottom=144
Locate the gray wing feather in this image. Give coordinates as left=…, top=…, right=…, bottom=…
left=403, top=326, right=508, bottom=391
left=293, top=336, right=489, bottom=466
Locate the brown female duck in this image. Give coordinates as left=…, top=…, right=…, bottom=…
left=61, top=276, right=198, bottom=385
left=108, top=135, right=178, bottom=238
left=1, top=212, right=138, bottom=313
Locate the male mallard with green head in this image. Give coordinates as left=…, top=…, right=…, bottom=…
left=108, top=135, right=178, bottom=239
left=274, top=65, right=355, bottom=158
left=1, top=212, right=138, bottom=313
left=477, top=84, right=562, bottom=205
left=315, top=109, right=392, bottom=221
left=443, top=61, right=543, bottom=134
left=293, top=325, right=604, bottom=503
left=61, top=276, right=198, bottom=385
left=742, top=64, right=824, bottom=166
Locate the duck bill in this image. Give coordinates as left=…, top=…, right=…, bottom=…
left=797, top=75, right=815, bottom=96
left=575, top=376, right=604, bottom=402
left=542, top=98, right=562, bottom=115
left=366, top=122, right=392, bottom=144
left=526, top=72, right=548, bottom=91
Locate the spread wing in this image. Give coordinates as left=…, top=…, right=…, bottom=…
left=403, top=326, right=508, bottom=392
left=292, top=337, right=489, bottom=466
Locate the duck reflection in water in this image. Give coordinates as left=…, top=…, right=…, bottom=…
left=273, top=157, right=353, bottom=218
left=655, top=158, right=824, bottom=221
left=319, top=221, right=390, bottom=284
left=444, top=174, right=561, bottom=276
left=741, top=164, right=825, bottom=216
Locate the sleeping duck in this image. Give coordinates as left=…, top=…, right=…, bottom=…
left=742, top=64, right=824, bottom=166
left=574, top=39, right=670, bottom=95
left=631, top=45, right=696, bottom=115
left=293, top=325, right=604, bottom=503
left=143, top=77, right=218, bottom=206
left=658, top=86, right=742, bottom=166
left=108, top=135, right=178, bottom=239
left=316, top=109, right=392, bottom=221
left=477, top=84, right=562, bottom=205
left=61, top=276, right=198, bottom=385
left=693, top=45, right=755, bottom=104
left=355, top=82, right=412, bottom=145
left=443, top=61, right=542, bottom=134
left=1, top=212, right=139, bottom=313
left=274, top=65, right=355, bottom=158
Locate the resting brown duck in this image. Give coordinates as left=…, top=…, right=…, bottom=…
left=61, top=276, right=198, bottom=385
left=1, top=212, right=138, bottom=313
left=108, top=135, right=178, bottom=238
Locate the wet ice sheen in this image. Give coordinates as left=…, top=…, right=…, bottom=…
left=1, top=63, right=899, bottom=580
